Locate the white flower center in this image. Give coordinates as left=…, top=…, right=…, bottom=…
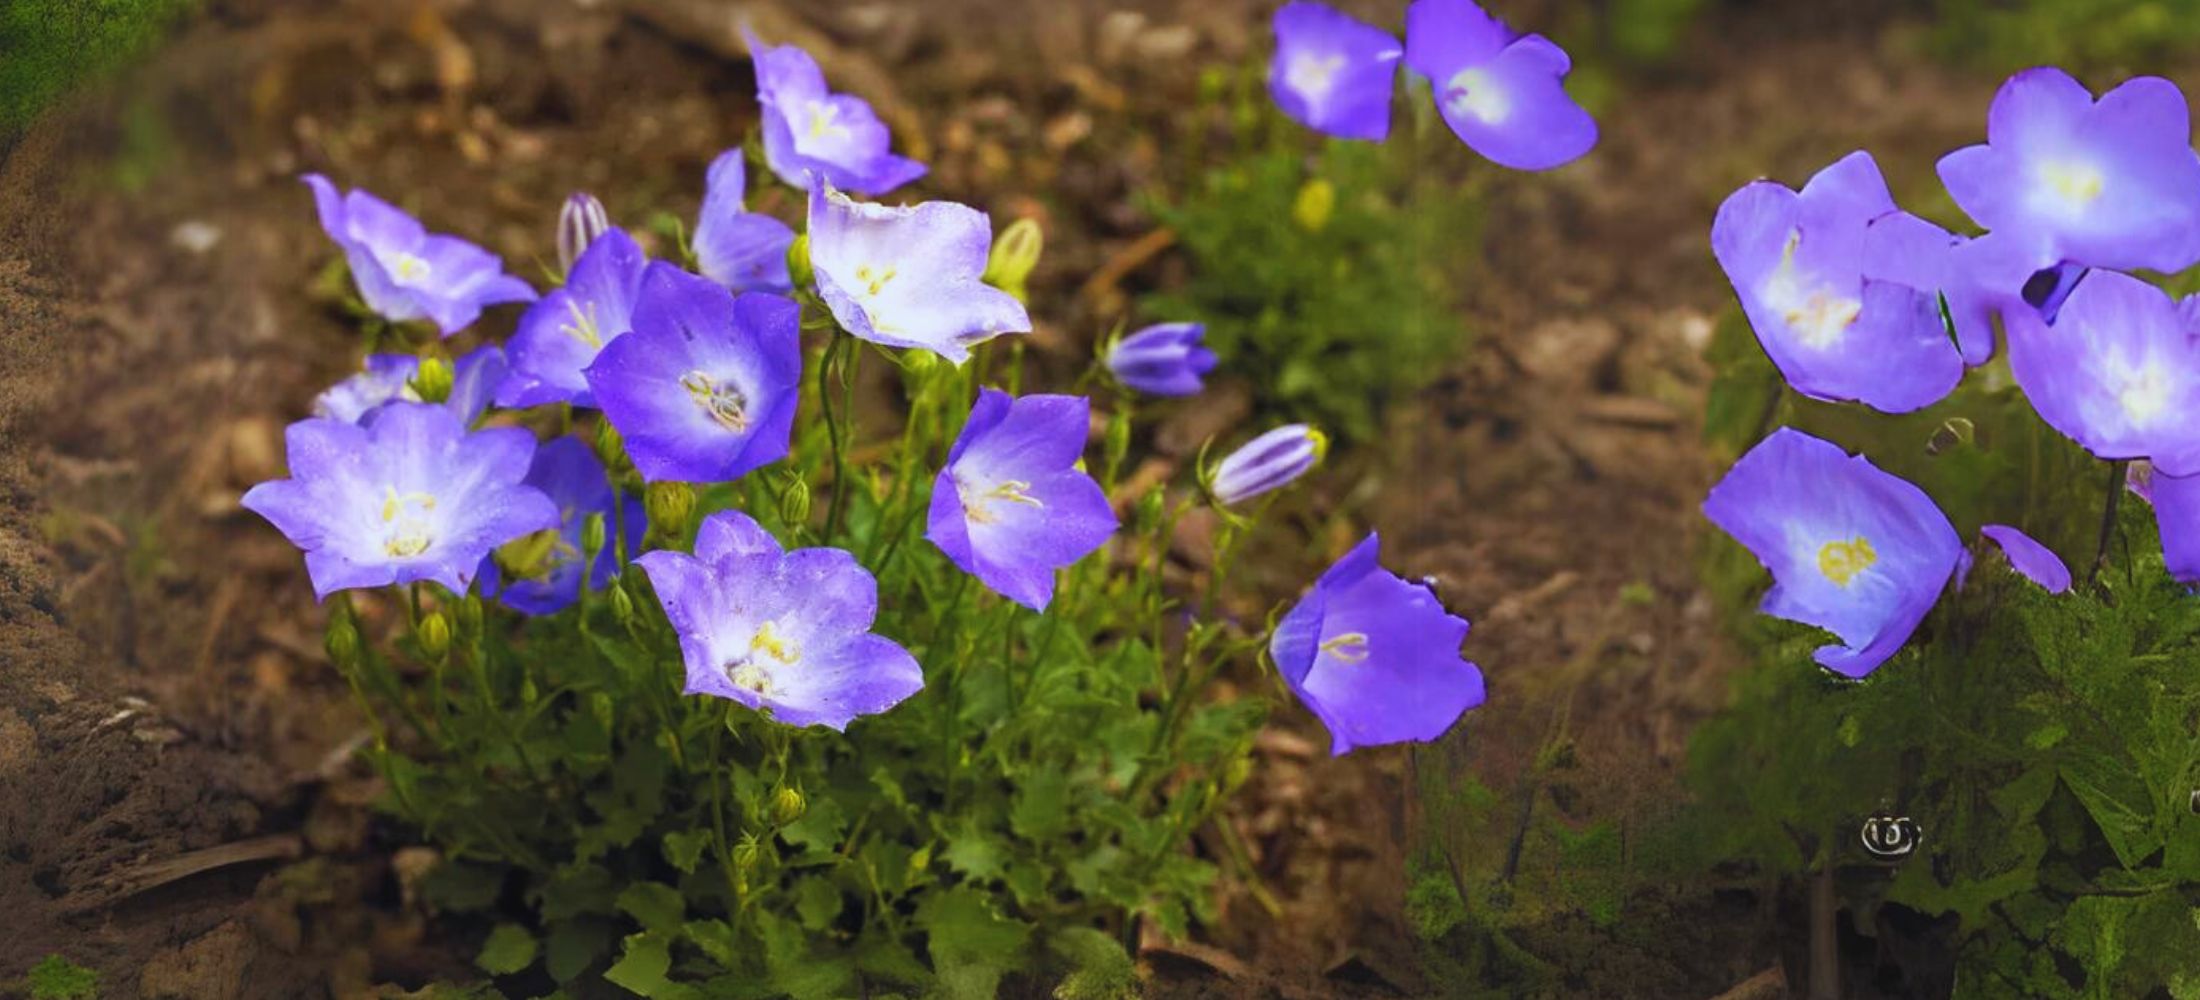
left=804, top=100, right=850, bottom=143
left=2115, top=360, right=2172, bottom=427
left=1285, top=52, right=1346, bottom=102
left=1444, top=67, right=1509, bottom=124
left=2037, top=160, right=2106, bottom=214
left=380, top=487, right=438, bottom=558
left=724, top=619, right=800, bottom=695
left=391, top=251, right=431, bottom=282
left=1761, top=232, right=1861, bottom=349
left=681, top=370, right=751, bottom=432
left=959, top=477, right=1043, bottom=526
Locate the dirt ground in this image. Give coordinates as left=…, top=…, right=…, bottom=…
left=0, top=1, right=2012, bottom=997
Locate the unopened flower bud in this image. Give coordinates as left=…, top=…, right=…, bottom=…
left=1209, top=425, right=1325, bottom=506
left=771, top=786, right=806, bottom=826
left=1293, top=178, right=1335, bottom=233
left=1104, top=407, right=1133, bottom=473
left=732, top=838, right=762, bottom=873
left=324, top=613, right=361, bottom=669
left=982, top=218, right=1043, bottom=301
left=455, top=595, right=485, bottom=638
left=593, top=420, right=629, bottom=474
left=1106, top=322, right=1215, bottom=398
left=609, top=579, right=636, bottom=622
left=779, top=478, right=812, bottom=527
left=785, top=232, right=813, bottom=291
left=409, top=355, right=455, bottom=404
left=497, top=529, right=559, bottom=581
left=416, top=612, right=452, bottom=661
left=581, top=513, right=608, bottom=560
left=558, top=192, right=611, bottom=277
left=908, top=843, right=933, bottom=877
left=645, top=482, right=695, bottom=535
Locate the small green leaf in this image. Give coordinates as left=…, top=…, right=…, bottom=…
left=662, top=830, right=713, bottom=875
left=603, top=930, right=701, bottom=999
left=476, top=923, right=538, bottom=975
left=794, top=876, right=842, bottom=930
left=1011, top=769, right=1069, bottom=842
left=545, top=917, right=616, bottom=984
left=615, top=881, right=686, bottom=933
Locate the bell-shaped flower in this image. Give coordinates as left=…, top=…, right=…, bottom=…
left=1704, top=428, right=1963, bottom=677
left=478, top=437, right=646, bottom=616
left=747, top=32, right=925, bottom=196
left=1402, top=0, right=1596, bottom=170
left=1271, top=533, right=1485, bottom=755
left=694, top=150, right=796, bottom=294
left=242, top=402, right=559, bottom=600
left=636, top=510, right=923, bottom=730
left=1268, top=2, right=1402, bottom=142
left=1106, top=322, right=1218, bottom=397
left=808, top=184, right=1029, bottom=364
left=2003, top=270, right=2200, bottom=476
left=1979, top=524, right=2072, bottom=594
left=1938, top=69, right=2200, bottom=276
left=1211, top=425, right=1325, bottom=505
left=497, top=227, right=648, bottom=409
left=927, top=390, right=1118, bottom=611
left=304, top=175, right=535, bottom=336
left=1712, top=151, right=1961, bottom=412
left=315, top=345, right=507, bottom=427
left=584, top=262, right=802, bottom=484
left=2148, top=469, right=2200, bottom=584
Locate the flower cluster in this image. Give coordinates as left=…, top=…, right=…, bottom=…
left=249, top=31, right=1487, bottom=760
left=1702, top=67, right=2200, bottom=675
left=1267, top=0, right=1597, bottom=170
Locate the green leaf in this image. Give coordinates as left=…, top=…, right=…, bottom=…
left=476, top=923, right=539, bottom=975
left=794, top=877, right=842, bottom=931
left=420, top=859, right=507, bottom=912
left=1048, top=927, right=1136, bottom=1000
left=942, top=820, right=1009, bottom=882
left=682, top=919, right=739, bottom=967
left=603, top=931, right=701, bottom=1000
left=1010, top=769, right=1069, bottom=842
left=615, top=882, right=686, bottom=933
left=545, top=917, right=616, bottom=984
left=916, top=886, right=1032, bottom=976
left=662, top=830, right=713, bottom=875
left=539, top=864, right=619, bottom=921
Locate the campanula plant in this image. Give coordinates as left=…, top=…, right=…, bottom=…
left=246, top=30, right=1493, bottom=997
left=1691, top=65, right=2200, bottom=995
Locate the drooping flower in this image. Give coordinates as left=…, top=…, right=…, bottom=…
left=1268, top=2, right=1403, bottom=142
left=1711, top=151, right=1962, bottom=412
left=303, top=175, right=536, bottom=336
left=1270, top=533, right=1484, bottom=755
left=1106, top=322, right=1218, bottom=397
left=1979, top=524, right=2072, bottom=594
left=584, top=262, right=802, bottom=484
left=557, top=192, right=611, bottom=277
left=2148, top=469, right=2200, bottom=584
left=808, top=184, right=1030, bottom=364
left=497, top=227, right=648, bottom=409
left=636, top=510, right=923, bottom=730
left=1402, top=0, right=1596, bottom=170
left=479, top=437, right=646, bottom=616
left=927, top=389, right=1118, bottom=610
left=1938, top=69, right=2200, bottom=276
left=1211, top=425, right=1325, bottom=505
left=2003, top=269, right=2200, bottom=476
left=242, top=402, right=559, bottom=600
left=1702, top=428, right=1963, bottom=678
left=314, top=345, right=507, bottom=426
left=746, top=32, right=926, bottom=196
left=694, top=150, right=796, bottom=294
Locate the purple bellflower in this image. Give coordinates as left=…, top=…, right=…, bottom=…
left=304, top=175, right=535, bottom=336
left=1979, top=524, right=2072, bottom=594
left=1211, top=425, right=1325, bottom=505
left=478, top=437, right=647, bottom=616
left=584, top=262, right=802, bottom=484
left=1107, top=322, right=1218, bottom=397
left=637, top=510, right=923, bottom=730
left=1703, top=428, right=1964, bottom=678
left=927, top=390, right=1118, bottom=611
left=1271, top=533, right=1485, bottom=756
left=497, top=227, right=648, bottom=409
left=242, top=402, right=558, bottom=600
left=2003, top=270, right=2200, bottom=476
left=1402, top=0, right=1596, bottom=170
left=315, top=345, right=508, bottom=427
left=2149, top=470, right=2200, bottom=584
left=808, top=184, right=1030, bottom=364
left=747, top=33, right=926, bottom=196
left=1269, top=2, right=1403, bottom=142
left=557, top=192, right=611, bottom=277
left=1939, top=69, right=2200, bottom=277
left=1712, top=151, right=1961, bottom=412
left=695, top=150, right=796, bottom=294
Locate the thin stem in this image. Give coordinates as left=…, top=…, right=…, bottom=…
left=2091, top=460, right=2129, bottom=585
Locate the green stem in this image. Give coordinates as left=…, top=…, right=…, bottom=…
left=2090, top=459, right=2129, bottom=586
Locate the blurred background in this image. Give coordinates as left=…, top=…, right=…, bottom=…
left=3, top=0, right=2197, bottom=997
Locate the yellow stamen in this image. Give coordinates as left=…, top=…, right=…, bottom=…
left=561, top=298, right=603, bottom=349
left=681, top=370, right=751, bottom=432
left=1320, top=632, right=1370, bottom=663
left=962, top=479, right=1044, bottom=525
left=854, top=264, right=897, bottom=298
left=1818, top=536, right=1877, bottom=587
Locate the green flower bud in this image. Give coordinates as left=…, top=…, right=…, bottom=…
left=645, top=482, right=695, bottom=535
left=455, top=595, right=485, bottom=638
left=982, top=217, right=1043, bottom=302
left=593, top=420, right=629, bottom=474
left=1293, top=178, right=1335, bottom=234
left=416, top=612, right=452, bottom=661
left=908, top=843, right=933, bottom=877
left=410, top=355, right=456, bottom=404
left=779, top=478, right=813, bottom=527
left=771, top=785, right=806, bottom=826
left=1103, top=407, right=1133, bottom=474
left=609, top=580, right=636, bottom=623
left=786, top=232, right=814, bottom=290
left=324, top=613, right=361, bottom=669
left=732, top=837, right=763, bottom=873
left=581, top=512, right=608, bottom=560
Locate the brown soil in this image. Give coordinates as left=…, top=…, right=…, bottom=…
left=0, top=1, right=2007, bottom=997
